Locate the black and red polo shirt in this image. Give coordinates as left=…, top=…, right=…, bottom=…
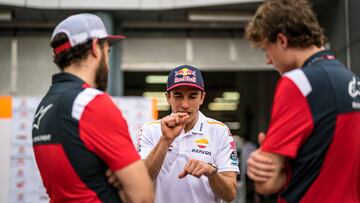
left=262, top=50, right=360, bottom=203
left=32, top=72, right=140, bottom=203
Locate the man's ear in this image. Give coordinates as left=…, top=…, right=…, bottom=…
left=276, top=33, right=288, bottom=50
left=165, top=92, right=170, bottom=105
left=90, top=38, right=100, bottom=57
left=200, top=91, right=206, bottom=105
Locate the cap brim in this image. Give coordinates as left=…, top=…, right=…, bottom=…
left=106, top=35, right=126, bottom=46
left=167, top=83, right=204, bottom=91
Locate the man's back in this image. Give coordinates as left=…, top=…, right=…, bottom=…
left=297, top=53, right=360, bottom=202
left=32, top=73, right=139, bottom=202
left=263, top=51, right=360, bottom=202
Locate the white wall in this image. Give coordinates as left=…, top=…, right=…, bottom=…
left=0, top=36, right=58, bottom=96
left=16, top=37, right=58, bottom=95
left=0, top=36, right=269, bottom=95
left=0, top=38, right=11, bottom=95
left=122, top=37, right=270, bottom=71
left=0, top=119, right=11, bottom=203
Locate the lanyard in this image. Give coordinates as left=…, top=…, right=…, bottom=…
left=304, top=54, right=336, bottom=67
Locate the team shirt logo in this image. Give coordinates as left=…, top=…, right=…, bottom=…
left=348, top=77, right=360, bottom=109
left=195, top=138, right=209, bottom=149
left=348, top=77, right=360, bottom=98
left=33, top=104, right=53, bottom=130
left=192, top=138, right=211, bottom=155
left=230, top=141, right=236, bottom=150
left=230, top=151, right=238, bottom=166
left=136, top=129, right=143, bottom=152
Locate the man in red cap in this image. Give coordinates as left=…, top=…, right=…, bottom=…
left=32, top=13, right=153, bottom=203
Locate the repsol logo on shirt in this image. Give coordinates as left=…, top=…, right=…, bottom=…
left=192, top=149, right=211, bottom=155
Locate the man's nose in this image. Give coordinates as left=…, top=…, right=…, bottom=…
left=181, top=99, right=190, bottom=109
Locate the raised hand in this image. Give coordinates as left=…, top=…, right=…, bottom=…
left=178, top=159, right=216, bottom=179
left=160, top=113, right=189, bottom=142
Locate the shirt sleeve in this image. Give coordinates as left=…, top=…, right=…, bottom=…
left=261, top=76, right=314, bottom=159
left=77, top=93, right=140, bottom=172
left=136, top=124, right=156, bottom=159
left=215, top=127, right=240, bottom=173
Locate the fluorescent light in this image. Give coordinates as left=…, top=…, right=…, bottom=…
left=188, top=12, right=252, bottom=22
left=143, top=92, right=166, bottom=97
left=143, top=91, right=170, bottom=111
left=157, top=105, right=170, bottom=111
left=214, top=97, right=240, bottom=103
left=0, top=11, right=12, bottom=21
left=223, top=92, right=240, bottom=100
left=208, top=102, right=238, bottom=111
left=145, top=75, right=168, bottom=84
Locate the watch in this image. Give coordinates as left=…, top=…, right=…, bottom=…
left=208, top=162, right=218, bottom=176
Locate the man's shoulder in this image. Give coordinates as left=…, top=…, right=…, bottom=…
left=143, top=120, right=161, bottom=127
left=202, top=115, right=231, bottom=136
left=61, top=86, right=106, bottom=103
left=204, top=116, right=227, bottom=128
left=141, top=120, right=161, bottom=131
left=205, top=118, right=226, bottom=127
left=71, top=88, right=114, bottom=120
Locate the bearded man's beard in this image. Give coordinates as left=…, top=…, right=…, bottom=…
left=95, top=51, right=109, bottom=92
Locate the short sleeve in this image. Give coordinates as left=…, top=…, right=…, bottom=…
left=136, top=124, right=156, bottom=159
left=75, top=91, right=140, bottom=172
left=215, top=127, right=240, bottom=173
left=261, top=76, right=314, bottom=158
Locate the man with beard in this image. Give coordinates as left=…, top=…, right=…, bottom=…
left=32, top=13, right=154, bottom=203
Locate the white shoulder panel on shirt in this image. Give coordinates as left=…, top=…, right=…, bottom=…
left=284, top=69, right=312, bottom=97
left=72, top=88, right=103, bottom=121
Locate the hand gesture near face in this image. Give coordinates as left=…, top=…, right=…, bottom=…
left=160, top=113, right=189, bottom=142
left=178, top=159, right=217, bottom=178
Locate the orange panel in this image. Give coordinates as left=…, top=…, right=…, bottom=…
left=0, top=96, right=12, bottom=119
left=152, top=97, right=158, bottom=120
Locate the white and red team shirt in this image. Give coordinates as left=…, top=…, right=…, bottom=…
left=32, top=73, right=140, bottom=203
left=261, top=51, right=360, bottom=203
left=137, top=112, right=240, bottom=203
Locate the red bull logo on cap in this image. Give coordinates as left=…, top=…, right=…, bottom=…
left=174, top=68, right=197, bottom=83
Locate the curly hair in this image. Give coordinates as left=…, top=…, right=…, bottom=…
left=245, top=0, right=326, bottom=48
left=50, top=33, right=106, bottom=70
